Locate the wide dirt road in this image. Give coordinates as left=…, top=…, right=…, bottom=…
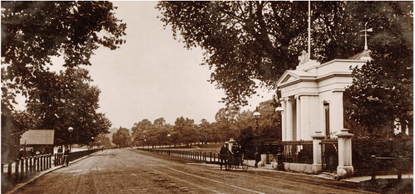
left=15, top=149, right=372, bottom=194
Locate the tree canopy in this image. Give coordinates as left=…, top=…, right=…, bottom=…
left=112, top=127, right=131, bottom=148
left=158, top=1, right=413, bottom=137
left=345, top=2, right=413, bottom=136
left=25, top=68, right=111, bottom=146
left=1, top=1, right=126, bottom=91
left=157, top=1, right=370, bottom=106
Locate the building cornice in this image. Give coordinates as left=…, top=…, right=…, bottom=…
left=303, top=59, right=367, bottom=71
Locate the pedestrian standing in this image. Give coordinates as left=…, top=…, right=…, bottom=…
left=220, top=143, right=229, bottom=170
left=64, top=148, right=70, bottom=166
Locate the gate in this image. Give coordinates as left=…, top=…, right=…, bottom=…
left=320, top=139, right=338, bottom=172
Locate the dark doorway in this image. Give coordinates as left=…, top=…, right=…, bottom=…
left=324, top=102, right=330, bottom=137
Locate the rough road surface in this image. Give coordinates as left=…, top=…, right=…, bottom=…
left=14, top=149, right=374, bottom=194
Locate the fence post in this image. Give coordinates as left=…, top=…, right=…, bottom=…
left=336, top=129, right=354, bottom=178
left=37, top=156, right=40, bottom=172
left=25, top=157, right=29, bottom=179
left=29, top=157, right=33, bottom=176
left=39, top=155, right=42, bottom=171
left=20, top=158, right=24, bottom=180
left=397, top=156, right=404, bottom=181
left=42, top=155, right=45, bottom=171
left=371, top=155, right=376, bottom=181
left=8, top=161, right=12, bottom=179
left=45, top=154, right=48, bottom=169
left=311, top=131, right=325, bottom=174
left=47, top=154, right=49, bottom=169
left=33, top=156, right=36, bottom=173
left=34, top=156, right=37, bottom=173
left=45, top=155, right=47, bottom=169
left=15, top=159, right=19, bottom=182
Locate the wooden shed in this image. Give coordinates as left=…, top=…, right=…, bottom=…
left=20, top=129, right=55, bottom=157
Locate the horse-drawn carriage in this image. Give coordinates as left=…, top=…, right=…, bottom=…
left=220, top=144, right=248, bottom=172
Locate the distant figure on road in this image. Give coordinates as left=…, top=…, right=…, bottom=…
left=64, top=148, right=70, bottom=166
left=220, top=144, right=229, bottom=170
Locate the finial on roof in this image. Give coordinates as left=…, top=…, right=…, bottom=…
left=360, top=22, right=373, bottom=50
left=298, top=50, right=310, bottom=65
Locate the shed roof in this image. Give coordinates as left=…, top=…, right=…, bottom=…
left=20, top=130, right=55, bottom=145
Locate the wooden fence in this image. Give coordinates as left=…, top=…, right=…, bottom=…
left=2, top=149, right=101, bottom=192
left=139, top=140, right=314, bottom=165
left=139, top=148, right=223, bottom=164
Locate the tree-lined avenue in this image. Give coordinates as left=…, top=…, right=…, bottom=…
left=15, top=149, right=373, bottom=194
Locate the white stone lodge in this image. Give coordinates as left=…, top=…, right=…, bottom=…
left=276, top=50, right=372, bottom=141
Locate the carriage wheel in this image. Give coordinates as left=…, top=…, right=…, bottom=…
left=230, top=164, right=235, bottom=170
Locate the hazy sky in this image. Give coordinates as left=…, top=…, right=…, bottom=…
left=26, top=1, right=274, bottom=128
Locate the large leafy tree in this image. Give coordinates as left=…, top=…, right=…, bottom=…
left=198, top=119, right=211, bottom=143
left=1, top=1, right=126, bottom=160
left=131, top=119, right=152, bottom=144
left=157, top=1, right=365, bottom=106
left=24, top=68, right=111, bottom=146
left=152, top=117, right=172, bottom=146
left=112, top=127, right=131, bottom=148
left=91, top=133, right=112, bottom=149
left=345, top=2, right=413, bottom=136
left=257, top=99, right=281, bottom=139
left=173, top=117, right=196, bottom=146
left=214, top=107, right=239, bottom=141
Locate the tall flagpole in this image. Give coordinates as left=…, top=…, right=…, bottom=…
left=364, top=23, right=368, bottom=50
left=308, top=0, right=311, bottom=57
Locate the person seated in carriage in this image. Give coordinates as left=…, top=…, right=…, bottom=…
left=232, top=144, right=243, bottom=163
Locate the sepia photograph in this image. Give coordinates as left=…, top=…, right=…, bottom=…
left=1, top=1, right=413, bottom=193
